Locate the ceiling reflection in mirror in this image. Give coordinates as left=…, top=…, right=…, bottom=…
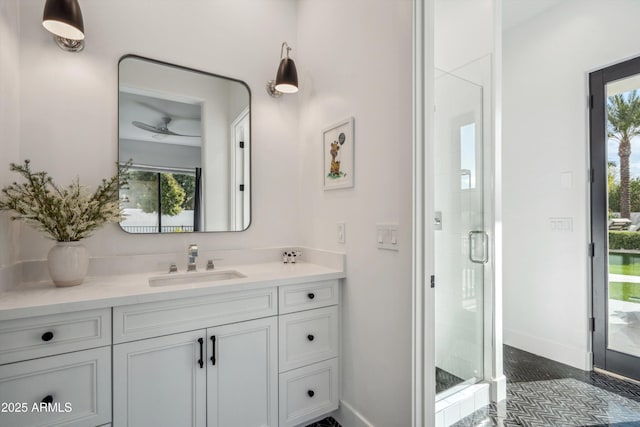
left=118, top=56, right=251, bottom=233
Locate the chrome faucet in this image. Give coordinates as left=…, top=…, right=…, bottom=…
left=187, top=244, right=198, bottom=272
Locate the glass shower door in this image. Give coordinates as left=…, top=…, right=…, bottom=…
left=434, top=71, right=485, bottom=398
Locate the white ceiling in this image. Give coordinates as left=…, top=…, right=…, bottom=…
left=607, top=74, right=640, bottom=98
left=119, top=91, right=202, bottom=147
left=503, top=0, right=564, bottom=31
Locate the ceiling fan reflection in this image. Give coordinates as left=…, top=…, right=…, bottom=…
left=132, top=117, right=200, bottom=138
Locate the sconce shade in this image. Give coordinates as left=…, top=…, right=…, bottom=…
left=42, top=0, right=85, bottom=41
left=275, top=58, right=298, bottom=94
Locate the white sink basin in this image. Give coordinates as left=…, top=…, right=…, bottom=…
left=148, top=270, right=246, bottom=287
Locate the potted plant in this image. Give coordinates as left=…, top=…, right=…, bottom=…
left=0, top=160, right=128, bottom=287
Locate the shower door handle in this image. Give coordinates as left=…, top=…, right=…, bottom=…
left=468, top=230, right=489, bottom=264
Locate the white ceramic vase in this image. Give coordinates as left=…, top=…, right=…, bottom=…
left=47, top=241, right=89, bottom=287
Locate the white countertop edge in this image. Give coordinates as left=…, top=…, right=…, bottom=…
left=0, top=262, right=345, bottom=321
left=14, top=246, right=345, bottom=285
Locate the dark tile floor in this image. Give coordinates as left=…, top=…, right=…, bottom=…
left=453, top=345, right=640, bottom=426
left=306, top=416, right=341, bottom=427
left=437, top=366, right=465, bottom=394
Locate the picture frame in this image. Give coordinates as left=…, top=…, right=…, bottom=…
left=323, top=117, right=355, bottom=190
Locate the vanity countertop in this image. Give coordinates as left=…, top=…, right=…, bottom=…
left=0, top=261, right=345, bottom=321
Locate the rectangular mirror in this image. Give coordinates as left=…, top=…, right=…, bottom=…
left=118, top=55, right=251, bottom=233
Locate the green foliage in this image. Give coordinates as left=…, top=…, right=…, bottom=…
left=609, top=231, right=640, bottom=250
left=0, top=160, right=128, bottom=242
left=127, top=171, right=186, bottom=216
left=159, top=174, right=185, bottom=216
left=608, top=91, right=640, bottom=142
left=608, top=161, right=618, bottom=188
left=608, top=178, right=640, bottom=212
left=173, top=174, right=195, bottom=210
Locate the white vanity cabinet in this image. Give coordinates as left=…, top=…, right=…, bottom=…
left=112, top=317, right=278, bottom=427
left=112, top=280, right=340, bottom=427
left=0, top=309, right=112, bottom=427
left=112, top=288, right=279, bottom=427
left=278, top=281, right=340, bottom=427
left=0, top=274, right=341, bottom=427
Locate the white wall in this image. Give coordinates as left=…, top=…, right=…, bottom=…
left=502, top=0, right=640, bottom=369
left=14, top=0, right=300, bottom=260
left=296, top=1, right=413, bottom=426
left=6, top=1, right=416, bottom=424
left=0, top=0, right=20, bottom=269
left=435, top=0, right=494, bottom=73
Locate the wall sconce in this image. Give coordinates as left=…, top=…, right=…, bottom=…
left=267, top=42, right=299, bottom=98
left=42, top=0, right=85, bottom=52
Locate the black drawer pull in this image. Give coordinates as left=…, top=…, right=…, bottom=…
left=307, top=293, right=315, bottom=300
left=307, top=390, right=315, bottom=398
left=198, top=338, right=204, bottom=369
left=210, top=336, right=216, bottom=366
left=307, top=334, right=315, bottom=342
left=41, top=331, right=54, bottom=342
left=41, top=395, right=53, bottom=404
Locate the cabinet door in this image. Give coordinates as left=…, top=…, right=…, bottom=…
left=113, top=330, right=206, bottom=427
left=207, top=317, right=278, bottom=427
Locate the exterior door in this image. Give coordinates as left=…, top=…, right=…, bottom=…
left=590, top=55, right=640, bottom=380
left=113, top=330, right=207, bottom=427
left=434, top=70, right=486, bottom=397
left=207, top=317, right=278, bottom=427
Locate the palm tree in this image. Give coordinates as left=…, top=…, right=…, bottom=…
left=608, top=90, right=640, bottom=219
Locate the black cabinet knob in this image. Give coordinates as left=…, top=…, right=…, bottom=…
left=307, top=293, right=315, bottom=300
left=307, top=334, right=315, bottom=342
left=41, top=332, right=54, bottom=342
left=41, top=395, right=53, bottom=404
left=307, top=390, right=315, bottom=398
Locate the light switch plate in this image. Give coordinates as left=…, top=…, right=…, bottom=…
left=337, top=222, right=346, bottom=244
left=549, top=217, right=573, bottom=232
left=376, top=223, right=399, bottom=251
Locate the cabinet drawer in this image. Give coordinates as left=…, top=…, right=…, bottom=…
left=279, top=358, right=339, bottom=427
left=0, top=346, right=111, bottom=427
left=279, top=306, right=339, bottom=372
left=279, top=280, right=339, bottom=314
left=0, top=309, right=111, bottom=365
left=113, top=287, right=277, bottom=343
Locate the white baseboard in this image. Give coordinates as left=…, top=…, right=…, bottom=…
left=585, top=351, right=593, bottom=370
left=504, top=328, right=590, bottom=370
left=334, top=400, right=375, bottom=427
